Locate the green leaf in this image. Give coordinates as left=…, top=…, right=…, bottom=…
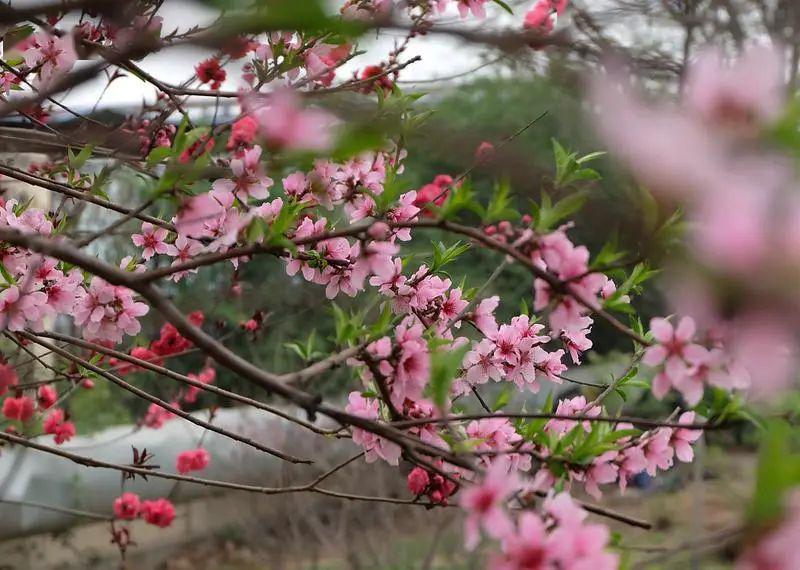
left=492, top=385, right=513, bottom=412
left=491, top=0, right=514, bottom=14
left=0, top=262, right=16, bottom=285
left=431, top=241, right=471, bottom=273
left=483, top=178, right=520, bottom=224
left=429, top=344, right=468, bottom=409
left=749, top=421, right=800, bottom=524
left=146, top=146, right=173, bottom=167
left=3, top=24, right=34, bottom=52
left=535, top=190, right=588, bottom=232
left=552, top=138, right=605, bottom=188
left=68, top=144, right=94, bottom=170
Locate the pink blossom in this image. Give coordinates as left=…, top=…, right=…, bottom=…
left=584, top=452, right=620, bottom=499
left=176, top=448, right=211, bottom=474
left=671, top=412, right=702, bottom=462
left=175, top=192, right=225, bottom=238
left=546, top=396, right=599, bottom=435
left=2, top=396, right=35, bottom=421
left=140, top=498, right=176, bottom=528
left=524, top=1, right=556, bottom=33
left=142, top=402, right=177, bottom=429
left=463, top=339, right=505, bottom=387
left=165, top=235, right=205, bottom=282
left=534, top=348, right=566, bottom=384
left=738, top=490, right=800, bottom=570
left=37, top=385, right=57, bottom=409
left=467, top=417, right=531, bottom=472
left=43, top=408, right=76, bottom=444
left=0, top=285, right=48, bottom=332
left=472, top=296, right=500, bottom=337
left=391, top=319, right=430, bottom=407
left=250, top=90, right=335, bottom=151
left=195, top=58, right=226, bottom=89
left=684, top=45, right=784, bottom=130
left=212, top=145, right=273, bottom=201
left=491, top=512, right=552, bottom=570
left=475, top=141, right=495, bottom=162
left=73, top=278, right=149, bottom=343
left=131, top=222, right=171, bottom=260
left=22, top=32, right=77, bottom=86
left=560, top=323, right=593, bottom=365
left=227, top=116, right=258, bottom=150
left=407, top=466, right=430, bottom=495
left=345, top=392, right=401, bottom=465
left=460, top=460, right=518, bottom=550
left=642, top=428, right=674, bottom=476
left=456, top=0, right=488, bottom=19
left=0, top=363, right=18, bottom=396
left=113, top=492, right=141, bottom=520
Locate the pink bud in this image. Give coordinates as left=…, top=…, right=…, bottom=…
left=475, top=141, right=495, bottom=162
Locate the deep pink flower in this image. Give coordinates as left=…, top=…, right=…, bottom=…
left=195, top=58, right=226, bottom=89
left=2, top=396, right=35, bottom=421
left=0, top=363, right=18, bottom=396
left=140, top=498, right=176, bottom=527
left=227, top=116, right=259, bottom=150
left=37, top=384, right=57, bottom=409
left=113, top=492, right=141, bottom=520
left=176, top=448, right=211, bottom=474
left=43, top=409, right=75, bottom=444
left=407, top=466, right=430, bottom=495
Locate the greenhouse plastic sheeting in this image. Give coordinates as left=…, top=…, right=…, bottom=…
left=0, top=406, right=341, bottom=539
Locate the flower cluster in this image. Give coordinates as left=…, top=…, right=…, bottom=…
left=176, top=448, right=211, bottom=474
left=113, top=493, right=176, bottom=528
left=407, top=465, right=459, bottom=505
left=460, top=462, right=617, bottom=568
left=43, top=409, right=76, bottom=444
left=643, top=316, right=750, bottom=405
left=535, top=403, right=702, bottom=499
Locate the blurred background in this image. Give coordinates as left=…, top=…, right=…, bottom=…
left=1, top=0, right=796, bottom=568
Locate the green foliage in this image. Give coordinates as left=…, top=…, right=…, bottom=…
left=67, top=144, right=94, bottom=171
left=532, top=189, right=587, bottom=232
left=70, top=380, right=133, bottom=433
left=331, top=303, right=369, bottom=346
left=428, top=343, right=469, bottom=408
left=603, top=263, right=659, bottom=313
left=437, top=180, right=482, bottom=220
left=431, top=241, right=472, bottom=273
left=749, top=421, right=800, bottom=524
left=491, top=0, right=515, bottom=14
left=284, top=330, right=326, bottom=363
left=552, top=139, right=604, bottom=188
left=480, top=179, right=520, bottom=224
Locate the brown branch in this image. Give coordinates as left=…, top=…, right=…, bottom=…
left=20, top=332, right=313, bottom=465
left=31, top=330, right=342, bottom=437
left=0, top=429, right=434, bottom=506
left=0, top=163, right=173, bottom=231
left=391, top=412, right=719, bottom=431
